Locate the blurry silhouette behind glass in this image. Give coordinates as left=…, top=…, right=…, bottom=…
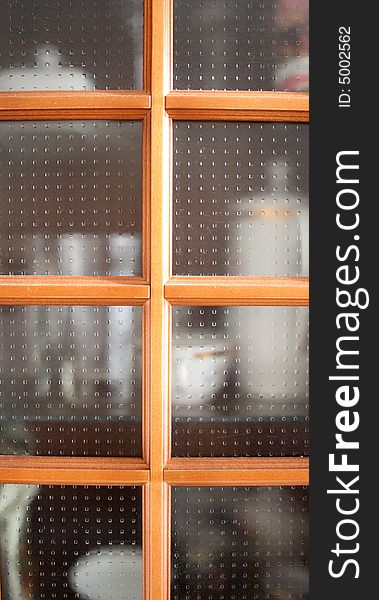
left=172, top=486, right=309, bottom=600
left=0, top=120, right=142, bottom=276
left=172, top=306, right=309, bottom=457
left=0, top=0, right=143, bottom=90
left=174, top=0, right=309, bottom=91
left=0, top=305, right=142, bottom=456
left=173, top=121, right=309, bottom=277
left=0, top=484, right=142, bottom=600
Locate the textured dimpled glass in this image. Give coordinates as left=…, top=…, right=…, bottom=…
left=0, top=120, right=142, bottom=276
left=173, top=121, right=309, bottom=277
left=0, top=0, right=143, bottom=90
left=172, top=486, right=309, bottom=600
left=0, top=484, right=143, bottom=600
left=172, top=306, right=309, bottom=457
left=174, top=0, right=309, bottom=91
left=0, top=305, right=143, bottom=457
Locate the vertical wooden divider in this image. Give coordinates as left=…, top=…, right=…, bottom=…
left=149, top=0, right=171, bottom=598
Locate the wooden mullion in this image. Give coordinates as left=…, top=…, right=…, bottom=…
left=149, top=0, right=171, bottom=599
left=144, top=0, right=153, bottom=95
left=166, top=91, right=309, bottom=122
left=165, top=276, right=309, bottom=306
left=142, top=302, right=151, bottom=467
left=143, top=483, right=151, bottom=600
left=165, top=484, right=172, bottom=600
left=142, top=113, right=152, bottom=282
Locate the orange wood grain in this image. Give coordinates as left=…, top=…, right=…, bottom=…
left=143, top=303, right=151, bottom=467
left=165, top=468, right=309, bottom=486
left=142, top=114, right=152, bottom=282
left=165, top=457, right=309, bottom=486
left=0, top=457, right=149, bottom=485
left=0, top=91, right=151, bottom=120
left=144, top=0, right=153, bottom=95
left=165, top=276, right=309, bottom=305
left=0, top=277, right=150, bottom=305
left=148, top=0, right=172, bottom=598
left=166, top=457, right=309, bottom=470
left=143, top=484, right=151, bottom=600
left=0, top=468, right=150, bottom=485
left=166, top=91, right=309, bottom=122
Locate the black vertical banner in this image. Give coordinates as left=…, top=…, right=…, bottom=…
left=311, top=2, right=375, bottom=599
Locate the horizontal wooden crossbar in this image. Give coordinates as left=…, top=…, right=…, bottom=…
left=165, top=457, right=309, bottom=485
left=0, top=277, right=150, bottom=305
left=0, top=91, right=151, bottom=120
left=165, top=276, right=309, bottom=305
left=166, top=91, right=309, bottom=122
left=0, top=457, right=150, bottom=485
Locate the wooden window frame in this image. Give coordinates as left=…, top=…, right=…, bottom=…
left=0, top=1, right=309, bottom=599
